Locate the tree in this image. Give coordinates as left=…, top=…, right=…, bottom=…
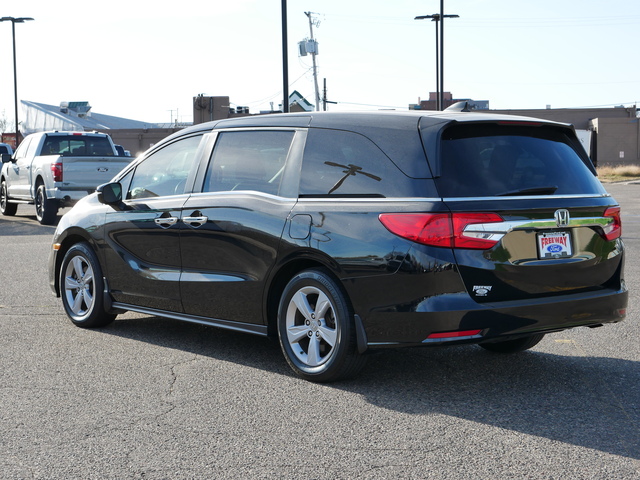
left=0, top=110, right=14, bottom=134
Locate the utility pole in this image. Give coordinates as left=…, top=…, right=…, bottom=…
left=322, top=78, right=337, bottom=111
left=304, top=11, right=321, bottom=111
left=323, top=78, right=327, bottom=111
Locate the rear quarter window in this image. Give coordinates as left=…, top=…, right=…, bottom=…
left=436, top=124, right=605, bottom=197
left=299, top=129, right=411, bottom=197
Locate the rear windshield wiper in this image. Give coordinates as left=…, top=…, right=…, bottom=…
left=496, top=186, right=558, bottom=196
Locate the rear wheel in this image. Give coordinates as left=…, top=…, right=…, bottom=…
left=479, top=333, right=545, bottom=353
left=0, top=180, right=17, bottom=216
left=60, top=242, right=116, bottom=328
left=277, top=268, right=367, bottom=382
left=35, top=182, right=58, bottom=225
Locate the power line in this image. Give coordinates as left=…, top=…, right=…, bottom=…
left=241, top=68, right=313, bottom=108
left=321, top=12, right=640, bottom=28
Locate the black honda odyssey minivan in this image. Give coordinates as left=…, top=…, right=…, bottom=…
left=49, top=111, right=627, bottom=381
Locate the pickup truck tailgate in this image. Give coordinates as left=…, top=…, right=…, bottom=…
left=53, top=156, right=132, bottom=192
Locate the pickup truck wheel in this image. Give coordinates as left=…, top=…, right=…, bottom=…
left=0, top=180, right=17, bottom=216
left=60, top=242, right=116, bottom=328
left=35, top=183, right=58, bottom=225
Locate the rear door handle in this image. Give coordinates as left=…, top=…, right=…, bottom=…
left=183, top=216, right=208, bottom=228
left=154, top=217, right=178, bottom=228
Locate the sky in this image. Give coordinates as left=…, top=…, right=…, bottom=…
left=1, top=0, right=639, bottom=126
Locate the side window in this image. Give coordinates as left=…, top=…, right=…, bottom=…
left=26, top=136, right=40, bottom=158
left=13, top=136, right=32, bottom=158
left=299, top=129, right=404, bottom=197
left=127, top=135, right=202, bottom=199
left=203, top=130, right=295, bottom=195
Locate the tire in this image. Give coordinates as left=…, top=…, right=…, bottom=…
left=35, top=182, right=58, bottom=225
left=479, top=333, right=545, bottom=353
left=0, top=180, right=17, bottom=216
left=277, top=268, right=367, bottom=382
left=60, top=242, right=116, bottom=328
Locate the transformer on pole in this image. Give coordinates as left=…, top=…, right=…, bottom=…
left=299, top=11, right=321, bottom=111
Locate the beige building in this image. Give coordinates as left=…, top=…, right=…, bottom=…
left=482, top=106, right=639, bottom=167
left=413, top=93, right=639, bottom=167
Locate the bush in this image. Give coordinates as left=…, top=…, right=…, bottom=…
left=596, top=165, right=640, bottom=182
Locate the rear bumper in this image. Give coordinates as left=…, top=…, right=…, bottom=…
left=50, top=188, right=94, bottom=205
left=361, top=284, right=628, bottom=348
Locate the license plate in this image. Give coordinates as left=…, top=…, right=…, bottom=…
left=537, top=231, right=572, bottom=259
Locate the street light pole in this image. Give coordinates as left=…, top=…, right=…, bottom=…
left=439, top=1, right=458, bottom=111
left=0, top=16, right=34, bottom=147
left=415, top=14, right=441, bottom=111
left=415, top=9, right=458, bottom=111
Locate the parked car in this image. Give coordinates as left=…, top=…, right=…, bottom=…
left=114, top=144, right=132, bottom=157
left=48, top=111, right=627, bottom=382
left=0, top=131, right=132, bottom=224
left=0, top=143, right=13, bottom=155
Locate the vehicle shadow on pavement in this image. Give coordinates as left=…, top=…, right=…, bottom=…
left=0, top=215, right=60, bottom=235
left=100, top=314, right=640, bottom=461
left=353, top=346, right=640, bottom=460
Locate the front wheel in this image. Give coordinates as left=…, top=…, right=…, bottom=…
left=35, top=183, right=58, bottom=225
left=0, top=180, right=17, bottom=216
left=277, top=268, right=367, bottom=382
left=479, top=333, right=545, bottom=353
left=60, top=242, right=116, bottom=328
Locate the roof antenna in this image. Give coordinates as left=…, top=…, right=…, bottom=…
left=445, top=101, right=471, bottom=112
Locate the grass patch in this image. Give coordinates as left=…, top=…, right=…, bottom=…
left=597, top=164, right=640, bottom=183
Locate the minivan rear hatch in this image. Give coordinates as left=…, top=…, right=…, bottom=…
left=428, top=121, right=624, bottom=303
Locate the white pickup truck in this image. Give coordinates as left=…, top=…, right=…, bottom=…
left=0, top=131, right=132, bottom=224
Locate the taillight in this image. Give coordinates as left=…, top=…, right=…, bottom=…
left=378, top=213, right=452, bottom=247
left=379, top=212, right=504, bottom=249
left=51, top=160, right=63, bottom=182
left=451, top=213, right=505, bottom=249
left=602, top=206, right=622, bottom=241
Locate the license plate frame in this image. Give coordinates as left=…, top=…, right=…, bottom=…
left=537, top=231, right=572, bottom=259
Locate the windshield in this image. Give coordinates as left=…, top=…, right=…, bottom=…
left=435, top=124, right=605, bottom=197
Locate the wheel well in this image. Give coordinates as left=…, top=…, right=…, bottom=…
left=33, top=176, right=45, bottom=198
left=265, top=258, right=349, bottom=338
left=53, top=234, right=93, bottom=295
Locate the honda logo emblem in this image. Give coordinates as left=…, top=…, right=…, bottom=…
left=554, top=209, right=570, bottom=227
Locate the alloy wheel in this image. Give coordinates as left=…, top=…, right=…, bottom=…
left=285, top=285, right=338, bottom=367
left=63, top=254, right=96, bottom=319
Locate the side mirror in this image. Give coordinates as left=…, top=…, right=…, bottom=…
left=1, top=153, right=13, bottom=164
left=97, top=182, right=123, bottom=205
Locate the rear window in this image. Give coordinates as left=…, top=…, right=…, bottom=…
left=42, top=135, right=115, bottom=156
left=436, top=124, right=605, bottom=197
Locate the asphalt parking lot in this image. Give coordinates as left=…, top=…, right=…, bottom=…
left=0, top=183, right=638, bottom=479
